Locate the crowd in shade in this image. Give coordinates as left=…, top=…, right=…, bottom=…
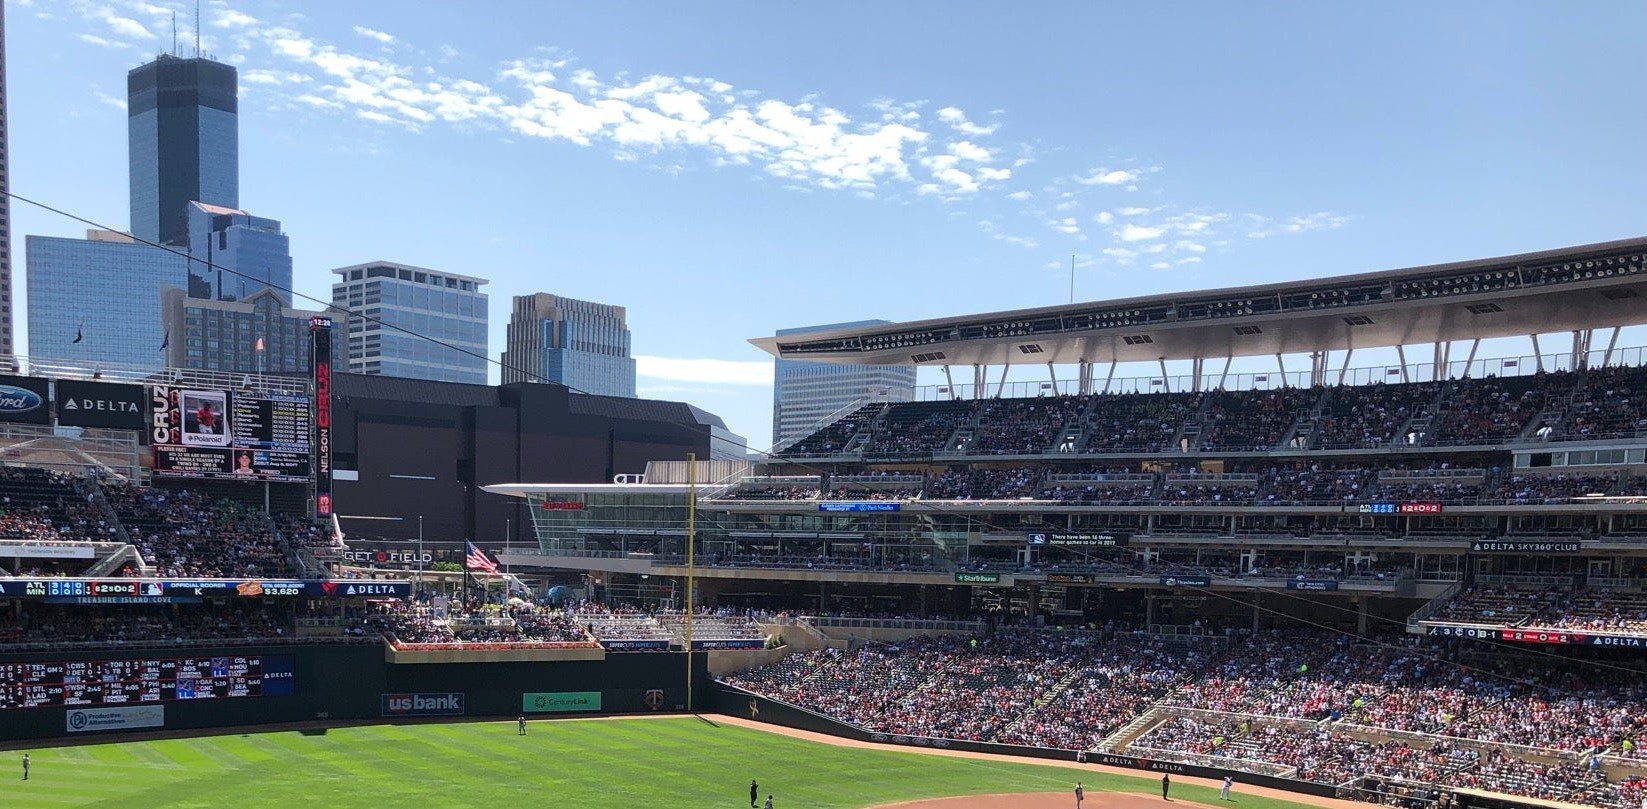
left=0, top=604, right=298, bottom=646
left=101, top=481, right=295, bottom=579
left=714, top=461, right=1634, bottom=505
left=0, top=466, right=116, bottom=542
left=782, top=368, right=1647, bottom=458
left=1431, top=587, right=1647, bottom=634
left=375, top=601, right=594, bottom=645
left=724, top=626, right=1647, bottom=807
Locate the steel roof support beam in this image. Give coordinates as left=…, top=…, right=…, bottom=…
left=1102, top=361, right=1117, bottom=394
left=1046, top=361, right=1058, bottom=395
left=1461, top=339, right=1480, bottom=378
left=1571, top=329, right=1591, bottom=371
left=1530, top=334, right=1544, bottom=373
left=1395, top=345, right=1409, bottom=383
left=973, top=365, right=986, bottom=400
left=1192, top=357, right=1205, bottom=392
left=1158, top=358, right=1171, bottom=393
left=1336, top=348, right=1355, bottom=386
left=1217, top=356, right=1232, bottom=390
left=995, top=362, right=1010, bottom=399
left=1604, top=326, right=1621, bottom=367
left=942, top=365, right=957, bottom=400
left=1274, top=353, right=1287, bottom=387
left=1078, top=361, right=1093, bottom=395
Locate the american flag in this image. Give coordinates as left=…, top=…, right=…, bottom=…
left=465, top=541, right=498, bottom=574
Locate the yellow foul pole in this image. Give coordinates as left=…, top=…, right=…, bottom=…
left=685, top=452, right=696, bottom=713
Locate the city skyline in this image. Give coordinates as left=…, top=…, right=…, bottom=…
left=5, top=1, right=1645, bottom=448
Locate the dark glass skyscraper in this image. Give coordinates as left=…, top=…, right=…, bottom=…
left=128, top=55, right=238, bottom=246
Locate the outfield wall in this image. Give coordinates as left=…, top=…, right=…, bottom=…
left=0, top=643, right=707, bottom=743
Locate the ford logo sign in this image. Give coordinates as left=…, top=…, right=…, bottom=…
left=0, top=385, right=43, bottom=413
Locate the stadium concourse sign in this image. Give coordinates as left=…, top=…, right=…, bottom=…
left=818, top=502, right=899, bottom=513
left=66, top=705, right=165, bottom=734
left=953, top=572, right=1001, bottom=584
left=522, top=691, right=601, bottom=713
left=0, top=375, right=50, bottom=424
left=1159, top=575, right=1212, bottom=587
left=1470, top=540, right=1582, bottom=554
left=382, top=693, right=465, bottom=717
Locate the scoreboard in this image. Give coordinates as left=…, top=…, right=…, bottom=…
left=0, top=655, right=295, bottom=710
left=150, top=386, right=312, bottom=482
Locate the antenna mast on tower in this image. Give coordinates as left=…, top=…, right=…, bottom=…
left=193, top=0, right=201, bottom=57
left=170, top=12, right=178, bottom=56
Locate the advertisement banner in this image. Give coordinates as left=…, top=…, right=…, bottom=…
left=1159, top=575, right=1212, bottom=587
left=1046, top=573, right=1098, bottom=585
left=381, top=693, right=465, bottom=717
left=523, top=691, right=602, bottom=713
left=1286, top=580, right=1340, bottom=591
left=954, top=572, right=1001, bottom=584
left=601, top=640, right=671, bottom=652
left=818, top=502, right=899, bottom=513
left=0, top=578, right=409, bottom=599
left=0, top=542, right=96, bottom=559
left=312, top=316, right=333, bottom=516
left=0, top=375, right=50, bottom=424
left=1470, top=540, right=1581, bottom=554
left=690, top=639, right=767, bottom=651
left=54, top=380, right=145, bottom=429
left=66, top=705, right=165, bottom=733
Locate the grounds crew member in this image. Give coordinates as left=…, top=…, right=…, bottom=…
left=751, top=779, right=759, bottom=808
left=1162, top=774, right=1170, bottom=800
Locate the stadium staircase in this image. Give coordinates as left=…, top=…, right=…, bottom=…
left=993, top=668, right=1084, bottom=741
left=1171, top=395, right=1211, bottom=452
left=1281, top=390, right=1330, bottom=450
left=1095, top=705, right=1170, bottom=752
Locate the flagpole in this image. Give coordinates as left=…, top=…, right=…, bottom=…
left=685, top=452, right=696, bottom=714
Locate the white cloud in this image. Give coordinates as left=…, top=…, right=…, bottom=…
left=353, top=25, right=395, bottom=44
left=1174, top=240, right=1206, bottom=253
left=1177, top=256, right=1203, bottom=265
left=1247, top=211, right=1349, bottom=238
left=1094, top=211, right=1113, bottom=225
left=1102, top=247, right=1139, bottom=264
left=1051, top=217, right=1081, bottom=235
left=78, top=33, right=130, bottom=49
left=103, top=14, right=156, bottom=40
left=1006, top=190, right=1031, bottom=201
left=1118, top=207, right=1151, bottom=216
left=94, top=91, right=126, bottom=110
left=1077, top=168, right=1138, bottom=186
left=1119, top=224, right=1164, bottom=242
left=936, top=106, right=998, bottom=136
left=242, top=69, right=310, bottom=86
left=214, top=10, right=260, bottom=28
left=636, top=355, right=770, bottom=386
left=1151, top=262, right=1172, bottom=270
left=994, top=234, right=1040, bottom=249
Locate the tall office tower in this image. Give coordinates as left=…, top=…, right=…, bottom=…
left=771, top=320, right=917, bottom=449
left=25, top=231, right=188, bottom=368
left=330, top=261, right=489, bottom=384
left=0, top=2, right=13, bottom=357
left=161, top=287, right=340, bottom=374
left=128, top=55, right=238, bottom=246
left=184, top=201, right=292, bottom=302
left=501, top=293, right=636, bottom=397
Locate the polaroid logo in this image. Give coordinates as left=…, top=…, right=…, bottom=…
left=382, top=693, right=465, bottom=716
left=0, top=385, right=43, bottom=414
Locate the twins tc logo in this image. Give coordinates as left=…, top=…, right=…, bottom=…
left=643, top=689, right=664, bottom=711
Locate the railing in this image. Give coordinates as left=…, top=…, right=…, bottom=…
left=801, top=616, right=986, bottom=633
left=1379, top=468, right=1488, bottom=481
left=912, top=346, right=1647, bottom=402
left=1, top=354, right=313, bottom=395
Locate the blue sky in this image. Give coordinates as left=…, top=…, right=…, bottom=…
left=8, top=0, right=1646, bottom=450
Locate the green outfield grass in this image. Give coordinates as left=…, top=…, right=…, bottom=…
left=0, top=717, right=1319, bottom=809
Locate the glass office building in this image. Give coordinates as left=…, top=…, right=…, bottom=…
left=771, top=320, right=917, bottom=449
left=331, top=262, right=489, bottom=384
left=183, top=201, right=291, bottom=302
left=128, top=55, right=238, bottom=246
left=501, top=293, right=636, bottom=397
left=25, top=232, right=187, bottom=368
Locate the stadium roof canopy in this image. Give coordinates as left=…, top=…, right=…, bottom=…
left=749, top=238, right=1647, bottom=368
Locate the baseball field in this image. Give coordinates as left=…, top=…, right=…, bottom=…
left=0, top=715, right=1343, bottom=809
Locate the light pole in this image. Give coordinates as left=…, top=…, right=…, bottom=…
left=417, top=515, right=424, bottom=592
